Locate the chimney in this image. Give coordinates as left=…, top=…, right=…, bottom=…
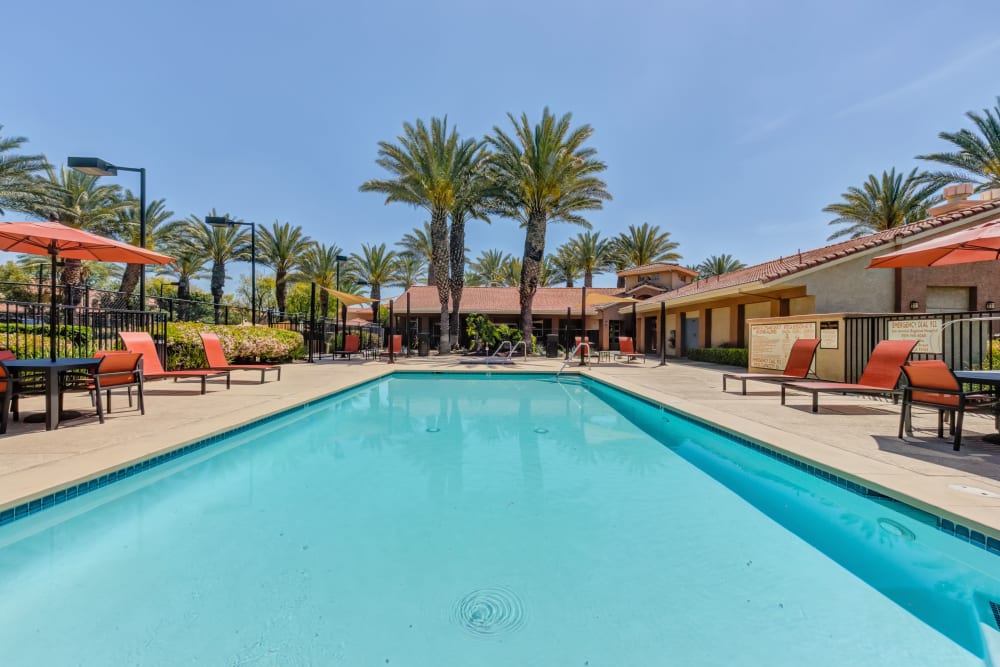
left=929, top=183, right=977, bottom=216
left=980, top=188, right=1000, bottom=202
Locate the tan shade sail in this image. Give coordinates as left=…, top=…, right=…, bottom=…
left=584, top=292, right=640, bottom=306
left=321, top=286, right=377, bottom=306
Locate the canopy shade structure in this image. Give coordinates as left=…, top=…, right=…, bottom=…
left=0, top=221, right=174, bottom=361
left=584, top=292, right=640, bottom=306
left=868, top=220, right=1000, bottom=269
left=321, top=286, right=376, bottom=306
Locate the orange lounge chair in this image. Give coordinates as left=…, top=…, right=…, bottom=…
left=898, top=360, right=998, bottom=451
left=200, top=332, right=281, bottom=382
left=615, top=336, right=644, bottom=364
left=86, top=351, right=145, bottom=424
left=781, top=339, right=917, bottom=412
left=0, top=350, right=20, bottom=433
left=723, top=338, right=820, bottom=395
left=333, top=334, right=363, bottom=360
left=119, top=332, right=230, bottom=394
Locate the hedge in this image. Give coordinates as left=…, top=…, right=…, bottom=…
left=687, top=347, right=749, bottom=367
left=165, top=322, right=304, bottom=369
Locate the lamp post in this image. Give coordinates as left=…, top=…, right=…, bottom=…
left=335, top=254, right=347, bottom=347
left=206, top=216, right=257, bottom=325
left=68, top=157, right=147, bottom=310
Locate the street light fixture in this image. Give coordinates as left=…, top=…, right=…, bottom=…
left=206, top=216, right=258, bottom=325
left=68, top=156, right=147, bottom=310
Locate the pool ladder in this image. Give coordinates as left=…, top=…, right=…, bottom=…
left=488, top=340, right=528, bottom=363
left=556, top=342, right=592, bottom=377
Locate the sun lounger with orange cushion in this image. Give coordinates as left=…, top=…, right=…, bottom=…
left=333, top=334, right=363, bottom=360
left=199, top=332, right=280, bottom=383
left=723, top=338, right=820, bottom=395
left=615, top=336, right=644, bottom=364
left=119, top=331, right=230, bottom=394
left=781, top=339, right=918, bottom=412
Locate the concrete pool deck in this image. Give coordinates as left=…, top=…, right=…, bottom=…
left=1, top=354, right=999, bottom=540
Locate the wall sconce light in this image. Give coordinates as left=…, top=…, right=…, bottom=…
left=986, top=301, right=996, bottom=310
left=908, top=300, right=920, bottom=311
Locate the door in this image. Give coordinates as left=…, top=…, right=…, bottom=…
left=684, top=317, right=700, bottom=352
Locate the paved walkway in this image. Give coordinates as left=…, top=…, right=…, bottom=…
left=1, top=354, right=998, bottom=539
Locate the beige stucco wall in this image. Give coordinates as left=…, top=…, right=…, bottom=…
left=711, top=306, right=731, bottom=346
left=746, top=314, right=848, bottom=381
left=799, top=255, right=895, bottom=313
left=745, top=302, right=771, bottom=319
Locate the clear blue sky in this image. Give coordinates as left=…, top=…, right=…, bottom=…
left=5, top=0, right=1000, bottom=290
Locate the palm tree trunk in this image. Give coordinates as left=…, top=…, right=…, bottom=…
left=275, top=268, right=287, bottom=313
left=371, top=285, right=381, bottom=322
left=117, top=263, right=142, bottom=307
left=177, top=277, right=190, bottom=320
left=449, top=214, right=466, bottom=349
left=211, top=261, right=225, bottom=324
left=319, top=291, right=330, bottom=319
left=430, top=208, right=450, bottom=353
left=519, top=213, right=547, bottom=348
left=584, top=270, right=593, bottom=288
left=60, top=259, right=84, bottom=309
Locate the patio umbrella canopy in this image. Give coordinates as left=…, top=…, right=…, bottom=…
left=0, top=221, right=174, bottom=361
left=868, top=220, right=1000, bottom=268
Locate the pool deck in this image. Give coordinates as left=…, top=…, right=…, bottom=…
left=1, top=354, right=999, bottom=540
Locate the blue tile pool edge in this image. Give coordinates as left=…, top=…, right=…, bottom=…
left=1, top=370, right=998, bottom=560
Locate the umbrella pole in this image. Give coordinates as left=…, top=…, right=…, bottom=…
left=49, top=251, right=58, bottom=362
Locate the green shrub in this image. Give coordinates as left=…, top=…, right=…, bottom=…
left=687, top=346, right=749, bottom=367
left=165, top=322, right=304, bottom=369
left=0, top=322, right=91, bottom=347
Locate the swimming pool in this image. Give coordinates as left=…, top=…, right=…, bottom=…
left=0, top=373, right=998, bottom=665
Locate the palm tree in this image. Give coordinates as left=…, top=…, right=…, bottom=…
left=258, top=221, right=313, bottom=314
left=396, top=222, right=434, bottom=285
left=158, top=249, right=209, bottom=320
left=500, top=256, right=523, bottom=287
left=610, top=222, right=681, bottom=269
left=348, top=243, right=398, bottom=320
left=0, top=126, right=50, bottom=215
left=468, top=249, right=512, bottom=286
left=30, top=165, right=131, bottom=305
left=111, top=192, right=177, bottom=304
left=567, top=231, right=612, bottom=287
left=179, top=211, right=249, bottom=323
left=824, top=168, right=941, bottom=240
left=917, top=96, right=1000, bottom=191
left=361, top=117, right=482, bottom=352
left=696, top=254, right=747, bottom=278
left=548, top=244, right=582, bottom=287
left=292, top=243, right=344, bottom=318
left=485, top=108, right=611, bottom=341
left=391, top=253, right=425, bottom=289
left=449, top=147, right=491, bottom=346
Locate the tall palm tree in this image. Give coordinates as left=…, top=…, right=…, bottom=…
left=157, top=249, right=209, bottom=320
left=180, top=211, right=249, bottom=323
left=824, top=168, right=941, bottom=240
left=258, top=221, right=313, bottom=314
left=111, top=192, right=177, bottom=303
left=610, top=222, right=681, bottom=269
left=30, top=165, right=131, bottom=305
left=468, top=249, right=511, bottom=286
left=696, top=254, right=747, bottom=278
left=917, top=96, right=1000, bottom=191
left=500, top=256, right=523, bottom=287
left=0, top=126, right=50, bottom=215
left=391, top=253, right=425, bottom=289
left=485, top=108, right=611, bottom=341
left=396, top=222, right=434, bottom=285
left=566, top=231, right=612, bottom=287
left=449, top=146, right=491, bottom=346
left=361, top=117, right=482, bottom=352
left=348, top=243, right=398, bottom=320
left=548, top=244, right=582, bottom=287
left=292, top=243, right=344, bottom=318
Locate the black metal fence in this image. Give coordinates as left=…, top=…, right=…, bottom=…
left=843, top=311, right=999, bottom=383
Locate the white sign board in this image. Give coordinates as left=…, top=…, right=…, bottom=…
left=887, top=319, right=943, bottom=354
left=749, top=322, right=817, bottom=370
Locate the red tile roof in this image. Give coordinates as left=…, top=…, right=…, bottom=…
left=394, top=286, right=621, bottom=315
left=640, top=199, right=1000, bottom=306
left=617, top=262, right=699, bottom=277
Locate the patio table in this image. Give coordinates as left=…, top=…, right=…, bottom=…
left=953, top=370, right=1000, bottom=444
left=1, top=357, right=102, bottom=431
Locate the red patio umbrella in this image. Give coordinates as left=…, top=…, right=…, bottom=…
left=0, top=221, right=174, bottom=361
left=868, top=220, right=1000, bottom=268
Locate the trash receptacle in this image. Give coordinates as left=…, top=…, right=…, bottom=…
left=418, top=332, right=430, bottom=356
left=545, top=334, right=559, bottom=358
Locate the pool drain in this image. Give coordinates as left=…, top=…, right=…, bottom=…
left=877, top=518, right=916, bottom=541
left=453, top=587, right=525, bottom=637
left=534, top=427, right=548, bottom=434
left=426, top=427, right=440, bottom=433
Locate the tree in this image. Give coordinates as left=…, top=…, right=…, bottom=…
left=258, top=221, right=313, bottom=313
left=348, top=243, right=398, bottom=321
left=824, top=168, right=941, bottom=240
left=0, top=126, right=50, bottom=215
left=156, top=249, right=208, bottom=320
left=917, top=96, right=1000, bottom=191
left=548, top=244, right=582, bottom=287
left=449, top=147, right=491, bottom=346
left=292, top=243, right=344, bottom=318
left=111, top=192, right=177, bottom=305
left=396, top=222, right=434, bottom=285
left=30, top=165, right=131, bottom=305
left=610, top=222, right=681, bottom=269
left=485, top=108, right=611, bottom=343
left=179, top=211, right=249, bottom=323
left=566, top=231, right=612, bottom=287
left=468, top=249, right=512, bottom=286
left=391, top=253, right=425, bottom=289
left=500, top=256, right=523, bottom=287
left=361, top=117, right=482, bottom=353
left=696, top=254, right=747, bottom=278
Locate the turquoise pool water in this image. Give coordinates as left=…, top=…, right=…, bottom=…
left=0, top=373, right=998, bottom=665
